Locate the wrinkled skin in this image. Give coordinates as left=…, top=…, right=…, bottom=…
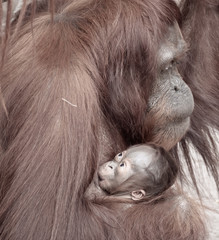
left=146, top=23, right=194, bottom=150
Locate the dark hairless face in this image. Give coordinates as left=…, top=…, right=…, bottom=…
left=98, top=145, right=177, bottom=196
left=145, top=23, right=194, bottom=150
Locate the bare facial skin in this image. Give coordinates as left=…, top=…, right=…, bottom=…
left=146, top=23, right=194, bottom=150
left=96, top=144, right=177, bottom=200
left=98, top=145, right=158, bottom=192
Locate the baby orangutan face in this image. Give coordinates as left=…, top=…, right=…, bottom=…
left=98, top=144, right=177, bottom=200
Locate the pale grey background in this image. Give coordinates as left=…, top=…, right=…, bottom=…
left=181, top=131, right=219, bottom=240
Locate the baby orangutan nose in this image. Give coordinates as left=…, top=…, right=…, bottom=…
left=98, top=161, right=117, bottom=181
left=107, top=163, right=114, bottom=169
left=104, top=161, right=117, bottom=170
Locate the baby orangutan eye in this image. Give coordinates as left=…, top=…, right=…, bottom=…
left=117, top=152, right=123, bottom=160
left=115, top=151, right=126, bottom=162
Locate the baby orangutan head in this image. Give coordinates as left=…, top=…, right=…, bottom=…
left=98, top=144, right=178, bottom=201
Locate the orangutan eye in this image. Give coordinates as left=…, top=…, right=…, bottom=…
left=117, top=152, right=123, bottom=160
left=164, top=63, right=173, bottom=71
left=161, top=59, right=179, bottom=73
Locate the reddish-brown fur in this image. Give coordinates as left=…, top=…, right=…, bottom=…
left=0, top=0, right=218, bottom=239
left=121, top=187, right=207, bottom=240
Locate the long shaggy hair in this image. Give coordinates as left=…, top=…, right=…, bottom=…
left=172, top=0, right=219, bottom=190
left=0, top=0, right=218, bottom=239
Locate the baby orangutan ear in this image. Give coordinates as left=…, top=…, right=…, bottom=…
left=131, top=190, right=146, bottom=201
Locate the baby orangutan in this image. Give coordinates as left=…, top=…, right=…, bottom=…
left=86, top=144, right=178, bottom=201
left=85, top=144, right=207, bottom=239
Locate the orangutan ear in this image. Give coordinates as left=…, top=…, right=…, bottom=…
left=131, top=190, right=146, bottom=201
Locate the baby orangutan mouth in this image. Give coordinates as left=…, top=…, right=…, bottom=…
left=86, top=144, right=178, bottom=201
left=97, top=174, right=110, bottom=194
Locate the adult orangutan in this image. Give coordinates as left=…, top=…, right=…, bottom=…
left=0, top=0, right=218, bottom=239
